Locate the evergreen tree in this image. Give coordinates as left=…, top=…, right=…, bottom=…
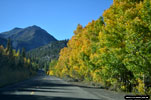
left=6, top=38, right=13, bottom=57
left=21, top=48, right=26, bottom=58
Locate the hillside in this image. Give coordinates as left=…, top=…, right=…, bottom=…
left=0, top=25, right=57, bottom=51
left=27, top=40, right=68, bottom=69
left=0, top=37, right=7, bottom=47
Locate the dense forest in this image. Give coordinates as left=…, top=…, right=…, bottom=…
left=0, top=39, right=38, bottom=87
left=27, top=40, right=68, bottom=71
left=48, top=0, right=151, bottom=94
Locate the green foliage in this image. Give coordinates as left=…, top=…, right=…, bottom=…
left=47, top=60, right=58, bottom=75
left=49, top=60, right=58, bottom=68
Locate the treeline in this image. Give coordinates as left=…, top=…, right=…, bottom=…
left=0, top=39, right=38, bottom=87
left=48, top=0, right=151, bottom=94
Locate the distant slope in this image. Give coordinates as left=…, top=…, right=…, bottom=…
left=0, top=37, right=7, bottom=47
left=27, top=40, right=68, bottom=68
left=0, top=25, right=57, bottom=51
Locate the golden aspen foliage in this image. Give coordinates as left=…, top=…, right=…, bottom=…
left=49, top=0, right=151, bottom=94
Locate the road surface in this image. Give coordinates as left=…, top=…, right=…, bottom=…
left=0, top=71, right=125, bottom=100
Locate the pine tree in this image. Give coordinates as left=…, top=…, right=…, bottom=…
left=6, top=38, right=13, bottom=57
left=21, top=48, right=26, bottom=58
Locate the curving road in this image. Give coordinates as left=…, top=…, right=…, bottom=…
left=0, top=71, right=125, bottom=100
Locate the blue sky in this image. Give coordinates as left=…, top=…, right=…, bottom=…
left=0, top=0, right=113, bottom=40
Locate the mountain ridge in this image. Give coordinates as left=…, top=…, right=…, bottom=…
left=0, top=25, right=57, bottom=51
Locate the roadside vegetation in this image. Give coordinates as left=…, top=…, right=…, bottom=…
left=0, top=39, right=38, bottom=87
left=48, top=0, right=151, bottom=95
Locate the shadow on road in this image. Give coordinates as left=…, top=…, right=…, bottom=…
left=0, top=76, right=99, bottom=100
left=0, top=94, right=97, bottom=100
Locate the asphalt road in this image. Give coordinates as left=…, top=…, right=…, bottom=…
left=0, top=71, right=126, bottom=100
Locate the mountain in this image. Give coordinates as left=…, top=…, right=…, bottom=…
left=0, top=37, right=7, bottom=47
left=27, top=40, right=68, bottom=69
left=0, top=25, right=57, bottom=51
